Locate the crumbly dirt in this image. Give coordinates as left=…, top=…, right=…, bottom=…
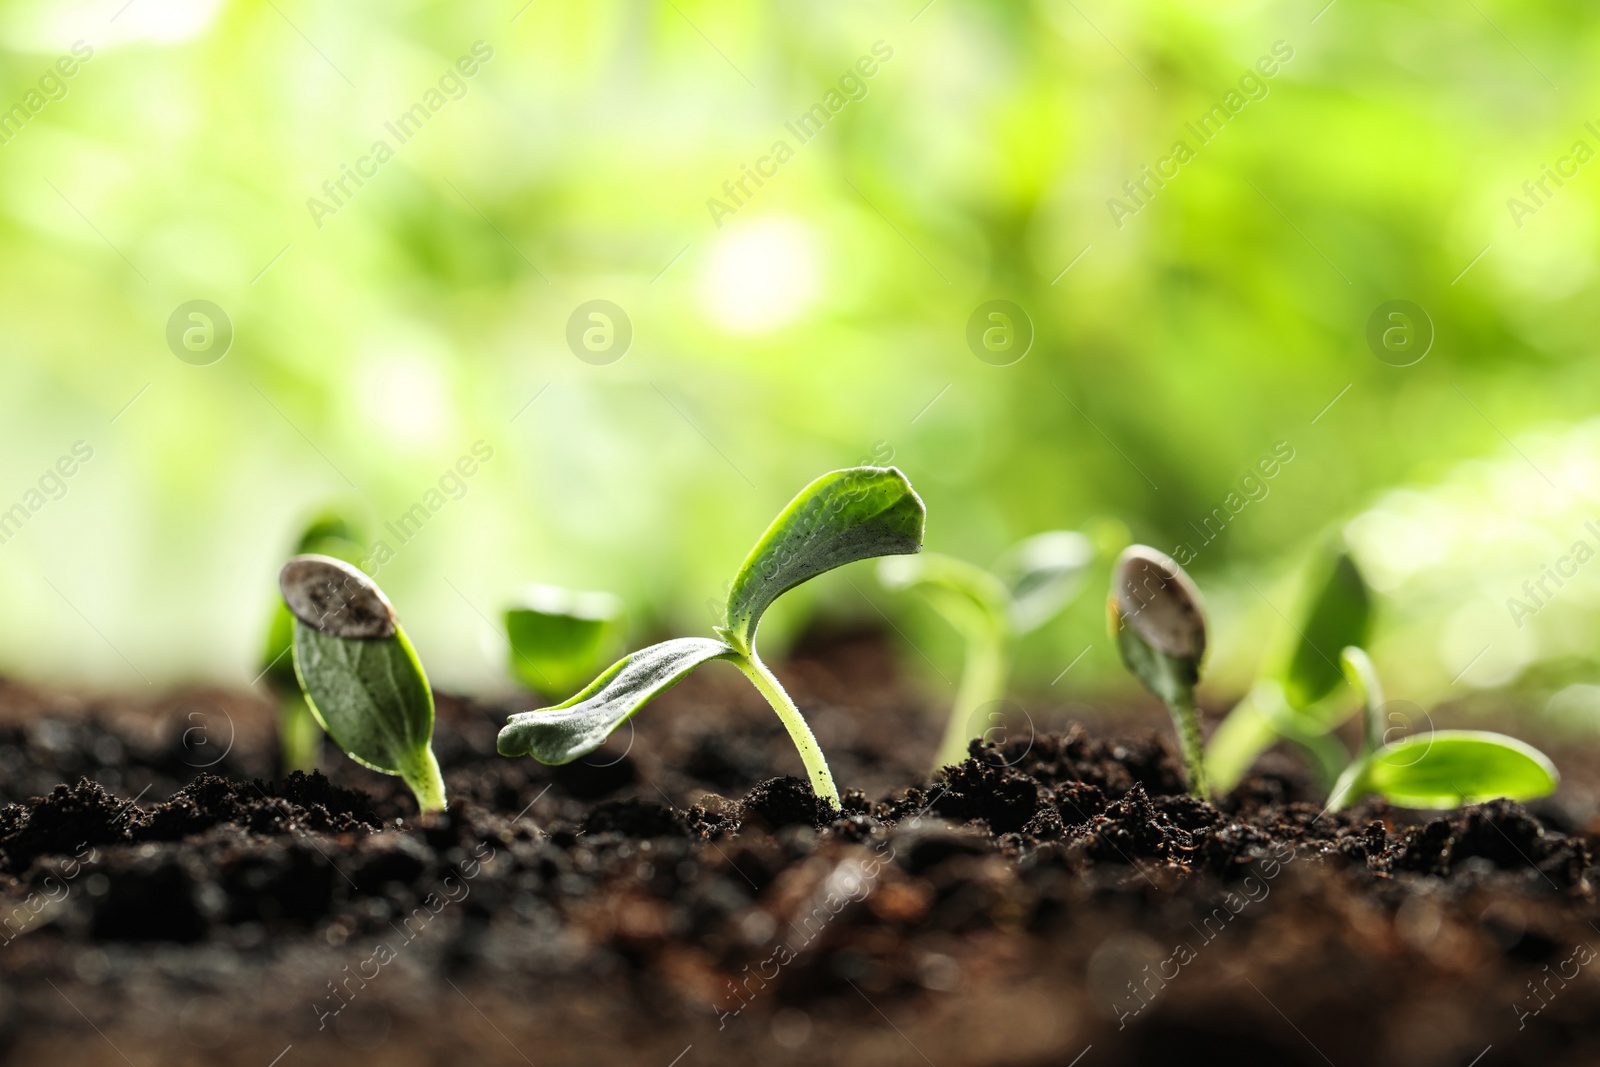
left=0, top=631, right=1594, bottom=1067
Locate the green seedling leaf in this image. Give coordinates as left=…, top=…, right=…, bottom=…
left=1207, top=542, right=1373, bottom=795
left=1113, top=546, right=1206, bottom=662
left=995, top=530, right=1094, bottom=634
left=1328, top=730, right=1559, bottom=811
left=505, top=585, right=624, bottom=698
left=262, top=513, right=365, bottom=775
left=1111, top=546, right=1209, bottom=797
left=1278, top=542, right=1372, bottom=714
left=499, top=466, right=927, bottom=809
left=281, top=555, right=445, bottom=812
left=722, top=466, right=924, bottom=653
left=261, top=514, right=365, bottom=693
left=498, top=637, right=734, bottom=763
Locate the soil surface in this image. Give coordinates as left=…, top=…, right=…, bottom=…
left=0, top=630, right=1596, bottom=1067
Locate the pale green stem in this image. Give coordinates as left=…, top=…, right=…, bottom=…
left=1206, top=682, right=1352, bottom=793
left=403, top=748, right=447, bottom=814
left=1205, top=692, right=1276, bottom=795
left=934, top=632, right=1008, bottom=769
left=1360, top=691, right=1382, bottom=759
left=733, top=652, right=840, bottom=809
left=277, top=694, right=323, bottom=776
left=1168, top=687, right=1210, bottom=799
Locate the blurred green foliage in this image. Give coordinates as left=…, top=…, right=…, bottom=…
left=0, top=0, right=1595, bottom=717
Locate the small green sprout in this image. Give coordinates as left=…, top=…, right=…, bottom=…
left=504, top=585, right=624, bottom=699
left=498, top=466, right=925, bottom=809
left=262, top=513, right=366, bottom=774
left=279, top=555, right=446, bottom=813
left=1206, top=539, right=1373, bottom=792
left=1326, top=646, right=1558, bottom=810
left=1109, top=545, right=1209, bottom=798
left=878, top=531, right=1093, bottom=769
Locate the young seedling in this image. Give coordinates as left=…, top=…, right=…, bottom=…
left=1109, top=546, right=1210, bottom=798
left=498, top=466, right=925, bottom=809
left=1326, top=645, right=1558, bottom=810
left=261, top=513, right=366, bottom=774
left=279, top=555, right=446, bottom=812
left=878, top=531, right=1094, bottom=769
left=1207, top=539, right=1374, bottom=792
left=504, top=585, right=625, bottom=700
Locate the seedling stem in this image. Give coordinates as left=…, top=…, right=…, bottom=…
left=732, top=651, right=837, bottom=804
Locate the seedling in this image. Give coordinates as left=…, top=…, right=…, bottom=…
left=878, top=531, right=1094, bottom=769
left=1326, top=646, right=1558, bottom=809
left=279, top=555, right=446, bottom=812
left=1207, top=539, right=1374, bottom=791
left=498, top=466, right=925, bottom=809
left=1109, top=546, right=1209, bottom=797
left=261, top=513, right=365, bottom=774
left=504, top=585, right=624, bottom=699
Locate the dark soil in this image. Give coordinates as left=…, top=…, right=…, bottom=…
left=0, top=631, right=1596, bottom=1067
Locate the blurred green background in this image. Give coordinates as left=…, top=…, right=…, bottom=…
left=2, top=0, right=1597, bottom=729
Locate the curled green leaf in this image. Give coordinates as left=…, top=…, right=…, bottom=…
left=722, top=466, right=924, bottom=653
left=497, top=637, right=734, bottom=763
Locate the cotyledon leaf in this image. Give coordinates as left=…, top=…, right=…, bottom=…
left=721, top=466, right=924, bottom=653
left=292, top=623, right=436, bottom=779
left=1277, top=544, right=1372, bottom=715
left=497, top=637, right=735, bottom=764
left=1328, top=730, right=1559, bottom=810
